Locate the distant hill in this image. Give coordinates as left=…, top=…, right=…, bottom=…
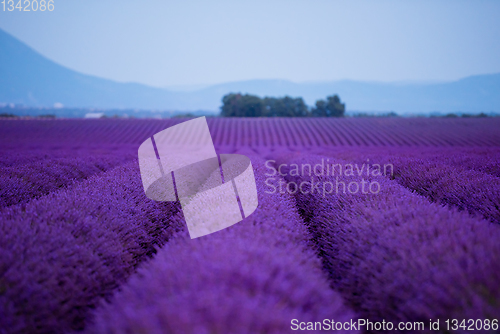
left=191, top=75, right=500, bottom=114
left=1, top=28, right=499, bottom=114
left=0, top=29, right=181, bottom=110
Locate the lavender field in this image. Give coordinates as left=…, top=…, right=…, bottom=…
left=1, top=118, right=500, bottom=333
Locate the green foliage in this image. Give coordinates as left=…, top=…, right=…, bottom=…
left=311, top=95, right=345, bottom=117
left=0, top=113, right=17, bottom=118
left=351, top=111, right=399, bottom=118
left=220, top=93, right=264, bottom=117
left=462, top=112, right=488, bottom=118
left=172, top=113, right=196, bottom=118
left=220, top=93, right=344, bottom=117
left=262, top=96, right=309, bottom=117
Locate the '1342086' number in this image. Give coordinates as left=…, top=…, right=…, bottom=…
left=2, top=0, right=54, bottom=11
left=446, top=319, right=498, bottom=331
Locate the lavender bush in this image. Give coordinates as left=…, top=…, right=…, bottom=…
left=0, top=162, right=184, bottom=333
left=85, top=153, right=355, bottom=334
left=0, top=154, right=132, bottom=208
left=312, top=147, right=500, bottom=177
left=275, top=152, right=500, bottom=331
left=312, top=147, right=500, bottom=223
left=1, top=118, right=499, bottom=334
left=2, top=118, right=500, bottom=149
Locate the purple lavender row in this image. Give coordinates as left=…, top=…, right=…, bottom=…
left=385, top=155, right=500, bottom=224
left=0, top=146, right=137, bottom=169
left=3, top=118, right=500, bottom=149
left=0, top=153, right=134, bottom=208
left=310, top=147, right=500, bottom=224
left=206, top=118, right=500, bottom=147
left=0, top=119, right=180, bottom=149
left=275, top=152, right=500, bottom=328
left=0, top=161, right=184, bottom=334
left=0, top=149, right=103, bottom=167
left=0, top=146, right=137, bottom=167
left=312, top=146, right=500, bottom=178
left=392, top=147, right=500, bottom=178
left=85, top=153, right=356, bottom=334
left=0, top=150, right=68, bottom=167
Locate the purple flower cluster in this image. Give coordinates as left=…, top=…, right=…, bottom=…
left=2, top=118, right=500, bottom=149
left=0, top=154, right=132, bottom=208
left=275, top=152, right=500, bottom=327
left=85, top=153, right=355, bottom=334
left=207, top=117, right=500, bottom=147
left=1, top=118, right=500, bottom=334
left=0, top=162, right=184, bottom=333
left=311, top=147, right=500, bottom=223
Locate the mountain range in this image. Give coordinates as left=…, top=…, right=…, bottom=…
left=1, top=28, right=499, bottom=114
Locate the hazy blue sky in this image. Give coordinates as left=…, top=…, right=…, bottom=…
left=1, top=0, right=499, bottom=88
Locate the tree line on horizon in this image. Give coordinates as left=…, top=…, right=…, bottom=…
left=220, top=93, right=345, bottom=117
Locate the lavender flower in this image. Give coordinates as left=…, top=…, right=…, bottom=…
left=275, top=152, right=500, bottom=331
left=0, top=162, right=184, bottom=333
left=85, top=153, right=356, bottom=334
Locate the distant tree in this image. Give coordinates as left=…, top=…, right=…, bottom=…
left=312, top=94, right=345, bottom=117
left=311, top=99, right=328, bottom=117
left=262, top=96, right=309, bottom=117
left=173, top=113, right=195, bottom=118
left=0, top=113, right=17, bottom=118
left=220, top=92, right=345, bottom=117
left=220, top=93, right=241, bottom=117
left=240, top=94, right=264, bottom=117
left=220, top=93, right=264, bottom=117
left=286, top=96, right=309, bottom=117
